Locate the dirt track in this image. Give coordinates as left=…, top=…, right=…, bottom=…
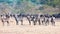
left=0, top=18, right=60, bottom=34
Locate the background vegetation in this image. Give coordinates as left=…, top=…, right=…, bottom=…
left=0, top=0, right=60, bottom=15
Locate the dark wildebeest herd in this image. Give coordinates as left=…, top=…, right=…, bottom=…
left=0, top=13, right=55, bottom=26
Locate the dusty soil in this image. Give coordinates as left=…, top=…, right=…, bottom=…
left=0, top=18, right=60, bottom=34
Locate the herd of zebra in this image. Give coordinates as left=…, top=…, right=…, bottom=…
left=0, top=13, right=55, bottom=26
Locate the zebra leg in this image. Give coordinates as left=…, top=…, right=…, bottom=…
left=45, top=20, right=49, bottom=26
left=21, top=20, right=23, bottom=25
left=33, top=21, right=36, bottom=25
left=27, top=17, right=31, bottom=25
left=2, top=20, right=4, bottom=26
left=53, top=22, right=55, bottom=26
left=45, top=21, right=48, bottom=26
left=7, top=21, right=9, bottom=26
left=52, top=21, right=55, bottom=26
left=47, top=21, right=49, bottom=25
left=29, top=20, right=31, bottom=25
left=16, top=20, right=19, bottom=25
left=42, top=21, right=44, bottom=25
left=15, top=18, right=19, bottom=25
left=45, top=21, right=49, bottom=26
left=14, top=16, right=19, bottom=25
left=38, top=20, right=41, bottom=25
left=2, top=22, right=4, bottom=26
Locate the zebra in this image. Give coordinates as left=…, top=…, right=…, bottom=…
left=26, top=14, right=32, bottom=25
left=45, top=17, right=49, bottom=26
left=41, top=15, right=46, bottom=25
left=11, top=14, right=24, bottom=25
left=37, top=14, right=41, bottom=25
left=50, top=16, right=55, bottom=26
left=1, top=14, right=10, bottom=26
left=31, top=14, right=38, bottom=25
left=26, top=14, right=37, bottom=25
